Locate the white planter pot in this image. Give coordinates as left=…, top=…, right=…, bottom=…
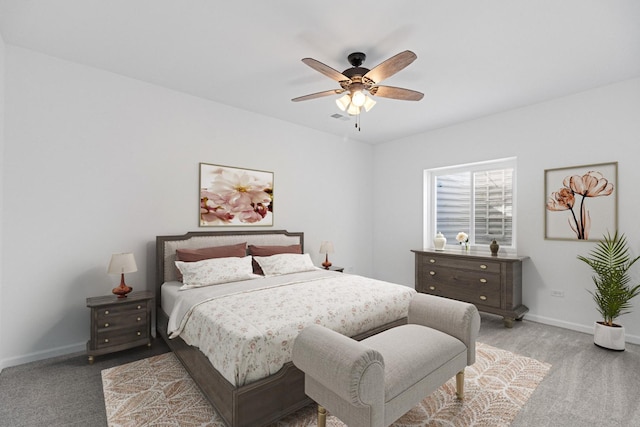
left=593, top=321, right=625, bottom=351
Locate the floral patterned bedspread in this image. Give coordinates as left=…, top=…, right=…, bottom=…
left=173, top=270, right=416, bottom=386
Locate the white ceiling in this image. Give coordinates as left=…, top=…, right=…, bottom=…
left=1, top=0, right=639, bottom=144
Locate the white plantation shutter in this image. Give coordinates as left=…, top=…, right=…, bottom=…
left=426, top=158, right=516, bottom=249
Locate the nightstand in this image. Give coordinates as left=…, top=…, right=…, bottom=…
left=86, top=290, right=153, bottom=363
left=323, top=266, right=344, bottom=272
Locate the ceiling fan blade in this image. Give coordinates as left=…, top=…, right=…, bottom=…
left=371, top=85, right=424, bottom=101
left=364, top=50, right=417, bottom=83
left=302, top=58, right=351, bottom=83
left=291, top=89, right=345, bottom=102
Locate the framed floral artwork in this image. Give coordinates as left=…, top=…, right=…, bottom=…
left=544, top=162, right=617, bottom=241
left=199, top=163, right=274, bottom=227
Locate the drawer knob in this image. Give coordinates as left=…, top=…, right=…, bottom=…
left=429, top=271, right=436, bottom=276
left=104, top=323, right=110, bottom=328
left=137, top=317, right=141, bottom=322
left=104, top=310, right=110, bottom=315
left=429, top=259, right=436, bottom=263
left=104, top=338, right=109, bottom=343
left=480, top=295, right=487, bottom=301
left=480, top=278, right=487, bottom=283
left=137, top=305, right=142, bottom=309
left=480, top=264, right=487, bottom=270
left=429, top=286, right=436, bottom=291
left=137, top=331, right=141, bottom=336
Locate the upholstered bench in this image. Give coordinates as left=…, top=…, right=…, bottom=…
left=292, top=293, right=480, bottom=427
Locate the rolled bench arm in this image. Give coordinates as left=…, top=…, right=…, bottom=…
left=292, top=324, right=385, bottom=407
left=408, top=293, right=480, bottom=365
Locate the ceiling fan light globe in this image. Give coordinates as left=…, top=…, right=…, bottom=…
left=335, top=94, right=350, bottom=111
left=347, top=103, right=360, bottom=116
left=363, top=96, right=376, bottom=112
left=351, top=90, right=366, bottom=107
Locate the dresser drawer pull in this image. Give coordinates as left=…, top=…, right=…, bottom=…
left=137, top=305, right=142, bottom=310
left=104, top=323, right=110, bottom=328
left=429, top=259, right=436, bottom=263
left=479, top=278, right=487, bottom=283
left=480, top=264, right=487, bottom=270
left=479, top=295, right=487, bottom=301
left=429, top=271, right=436, bottom=276
left=429, top=286, right=436, bottom=291
left=137, top=331, right=141, bottom=336
left=104, top=338, right=109, bottom=343
left=137, top=317, right=142, bottom=322
left=104, top=310, right=110, bottom=315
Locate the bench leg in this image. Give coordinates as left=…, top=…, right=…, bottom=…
left=318, top=405, right=327, bottom=427
left=456, top=370, right=465, bottom=400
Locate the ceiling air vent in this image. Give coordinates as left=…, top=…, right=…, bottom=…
left=330, top=113, right=350, bottom=121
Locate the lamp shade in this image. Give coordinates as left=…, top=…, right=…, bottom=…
left=108, top=253, right=138, bottom=275
left=319, top=241, right=334, bottom=254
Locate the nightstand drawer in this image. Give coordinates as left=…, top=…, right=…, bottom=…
left=96, top=301, right=148, bottom=321
left=95, top=325, right=149, bottom=349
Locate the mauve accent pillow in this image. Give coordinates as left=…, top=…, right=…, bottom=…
left=247, top=244, right=302, bottom=275
left=174, top=242, right=247, bottom=281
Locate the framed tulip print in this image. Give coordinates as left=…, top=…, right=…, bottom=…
left=199, top=163, right=274, bottom=227
left=544, top=162, right=617, bottom=241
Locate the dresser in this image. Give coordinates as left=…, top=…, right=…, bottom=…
left=86, top=290, right=153, bottom=363
left=411, top=249, right=528, bottom=327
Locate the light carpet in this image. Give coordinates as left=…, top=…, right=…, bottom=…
left=102, top=342, right=551, bottom=427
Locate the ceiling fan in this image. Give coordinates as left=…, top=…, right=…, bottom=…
left=292, top=50, right=424, bottom=123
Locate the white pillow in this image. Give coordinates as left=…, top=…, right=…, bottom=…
left=253, top=253, right=316, bottom=276
left=176, top=255, right=257, bottom=290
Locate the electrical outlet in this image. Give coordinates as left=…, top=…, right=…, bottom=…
left=551, top=290, right=565, bottom=297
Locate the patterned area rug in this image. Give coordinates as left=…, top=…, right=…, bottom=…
left=102, top=342, right=551, bottom=427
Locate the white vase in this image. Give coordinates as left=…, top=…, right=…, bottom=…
left=433, top=232, right=446, bottom=251
left=593, top=321, right=625, bottom=351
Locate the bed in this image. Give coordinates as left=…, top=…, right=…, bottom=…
left=155, top=230, right=414, bottom=427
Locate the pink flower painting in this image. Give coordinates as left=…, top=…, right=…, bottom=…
left=546, top=166, right=615, bottom=240
left=200, top=163, right=273, bottom=226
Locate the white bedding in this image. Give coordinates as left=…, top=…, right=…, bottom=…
left=165, top=269, right=416, bottom=386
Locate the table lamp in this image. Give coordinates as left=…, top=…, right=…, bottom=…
left=108, top=253, right=137, bottom=298
left=319, top=241, right=334, bottom=269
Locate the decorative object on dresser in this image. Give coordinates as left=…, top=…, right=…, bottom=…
left=86, top=290, right=153, bottom=364
left=412, top=249, right=528, bottom=328
left=107, top=252, right=137, bottom=298
left=577, top=230, right=640, bottom=351
left=433, top=232, right=447, bottom=251
left=199, top=163, right=274, bottom=227
left=319, top=240, right=334, bottom=269
left=490, top=240, right=500, bottom=256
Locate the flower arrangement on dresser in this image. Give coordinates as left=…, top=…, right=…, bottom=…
left=456, top=232, right=470, bottom=251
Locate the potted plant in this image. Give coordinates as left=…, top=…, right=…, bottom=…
left=577, top=231, right=640, bottom=350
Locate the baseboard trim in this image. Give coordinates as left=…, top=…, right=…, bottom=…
left=525, top=314, right=640, bottom=345
left=0, top=341, right=86, bottom=372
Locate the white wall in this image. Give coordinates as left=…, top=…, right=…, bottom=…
left=0, top=34, right=5, bottom=361
left=372, top=77, right=640, bottom=342
left=0, top=46, right=374, bottom=369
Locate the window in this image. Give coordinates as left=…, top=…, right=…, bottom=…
left=424, top=157, right=516, bottom=250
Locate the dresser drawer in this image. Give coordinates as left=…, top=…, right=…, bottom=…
left=421, top=267, right=501, bottom=288
left=421, top=255, right=501, bottom=274
left=419, top=281, right=501, bottom=309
